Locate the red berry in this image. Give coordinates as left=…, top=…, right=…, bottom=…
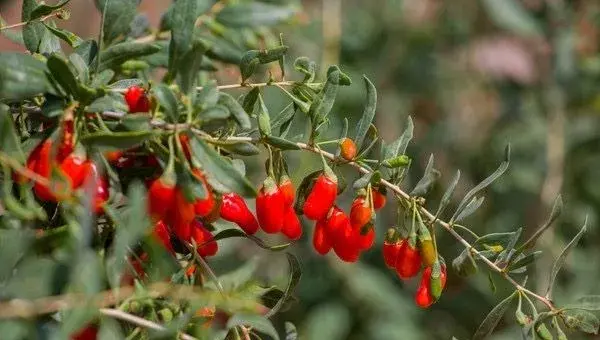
left=350, top=196, right=371, bottom=229
left=220, top=192, right=259, bottom=234
left=312, top=219, right=332, bottom=255
left=340, top=138, right=357, bottom=161
left=60, top=153, right=88, bottom=188
left=358, top=226, right=375, bottom=250
left=395, top=239, right=422, bottom=279
left=281, top=206, right=302, bottom=240
left=70, top=324, right=98, bottom=340
left=147, top=175, right=176, bottom=221
left=332, top=215, right=361, bottom=263
left=104, top=150, right=124, bottom=164
left=33, top=140, right=72, bottom=202
left=57, top=118, right=74, bottom=163
left=152, top=220, right=174, bottom=254
left=92, top=175, right=109, bottom=214
left=372, top=188, right=386, bottom=210
left=323, top=206, right=346, bottom=245
left=256, top=177, right=285, bottom=233
left=191, top=220, right=218, bottom=257
left=415, top=283, right=433, bottom=308
left=303, top=173, right=337, bottom=220
left=415, top=265, right=447, bottom=308
left=179, top=134, right=192, bottom=161
left=383, top=239, right=403, bottom=268
left=124, top=86, right=150, bottom=113
left=170, top=187, right=196, bottom=242
left=279, top=175, right=295, bottom=207
left=192, top=169, right=215, bottom=218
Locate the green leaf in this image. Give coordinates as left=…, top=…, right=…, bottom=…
left=160, top=0, right=211, bottom=31
left=47, top=53, right=80, bottom=97
left=86, top=92, right=128, bottom=112
left=219, top=92, right=251, bottom=129
left=99, top=318, right=124, bottom=340
left=44, top=23, right=83, bottom=48
left=240, top=50, right=260, bottom=82
left=564, top=309, right=600, bottom=334
left=227, top=314, right=280, bottom=340
left=568, top=296, right=600, bottom=311
left=201, top=105, right=230, bottom=120
left=454, top=196, right=485, bottom=223
left=0, top=104, right=25, bottom=163
left=452, top=249, right=478, bottom=277
left=216, top=2, right=297, bottom=27
left=353, top=172, right=373, bottom=190
left=435, top=170, right=461, bottom=218
left=309, top=65, right=341, bottom=126
left=410, top=154, right=440, bottom=197
left=98, top=42, right=161, bottom=72
left=354, top=76, right=377, bottom=148
left=276, top=84, right=310, bottom=114
left=546, top=217, right=587, bottom=298
left=215, top=257, right=260, bottom=291
left=152, top=84, right=179, bottom=123
left=204, top=36, right=244, bottom=64
left=190, top=137, right=256, bottom=197
left=208, top=140, right=260, bottom=156
left=22, top=0, right=44, bottom=53
left=212, top=229, right=290, bottom=251
left=0, top=229, right=34, bottom=283
left=507, top=251, right=542, bottom=273
left=167, top=0, right=197, bottom=78
left=473, top=292, right=517, bottom=340
left=74, top=40, right=99, bottom=66
left=95, top=0, right=138, bottom=44
left=108, top=78, right=143, bottom=90
left=70, top=54, right=90, bottom=85
left=0, top=53, right=55, bottom=100
left=265, top=253, right=301, bottom=318
left=81, top=130, right=157, bottom=152
left=385, top=116, right=413, bottom=159
left=294, top=57, right=316, bottom=83
left=178, top=38, right=208, bottom=94
left=498, top=227, right=523, bottom=264
left=381, top=155, right=410, bottom=168
left=242, top=86, right=260, bottom=114
left=480, top=0, right=542, bottom=38
left=4, top=256, right=66, bottom=299
left=257, top=93, right=271, bottom=136
left=30, top=0, right=70, bottom=20
left=451, top=144, right=510, bottom=223
left=264, top=135, right=300, bottom=150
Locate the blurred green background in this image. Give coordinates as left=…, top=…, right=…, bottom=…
left=2, top=0, right=600, bottom=339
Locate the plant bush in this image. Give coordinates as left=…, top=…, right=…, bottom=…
left=0, top=0, right=598, bottom=339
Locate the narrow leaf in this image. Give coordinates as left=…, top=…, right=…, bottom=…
left=546, top=218, right=587, bottom=298
left=219, top=92, right=251, bottom=129
left=410, top=154, right=441, bottom=197
left=265, top=253, right=301, bottom=318
left=152, top=84, right=179, bottom=123
left=473, top=292, right=517, bottom=340
left=98, top=42, right=161, bottom=72
left=354, top=75, right=377, bottom=148
left=435, top=170, right=461, bottom=218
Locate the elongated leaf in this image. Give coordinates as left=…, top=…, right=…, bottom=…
left=564, top=309, right=600, bottom=334
left=227, top=314, right=279, bottom=340
left=257, top=93, right=271, bottom=136
left=454, top=196, right=485, bottom=223
left=546, top=218, right=587, bottom=298
left=212, top=228, right=290, bottom=251
left=215, top=257, right=260, bottom=291
left=309, top=66, right=342, bottom=126
left=473, top=292, right=517, bottom=339
left=354, top=76, right=377, bottom=148
left=178, top=38, right=208, bottom=94
left=507, top=251, right=542, bottom=273
left=276, top=85, right=310, bottom=113
left=568, top=296, right=600, bottom=311
left=294, top=57, right=316, bottom=83
left=410, top=154, right=440, bottom=197
left=108, top=79, right=143, bottom=90
left=95, top=0, right=137, bottom=44
left=0, top=104, right=25, bottom=163
left=190, top=137, right=256, bottom=197
left=353, top=172, right=373, bottom=190
left=22, top=0, right=44, bottom=53
left=435, top=170, right=461, bottom=218
left=75, top=40, right=99, bottom=66
left=44, top=24, right=83, bottom=48
left=265, top=253, right=301, bottom=318
left=452, top=249, right=478, bottom=277
left=167, top=0, right=197, bottom=77
left=217, top=2, right=297, bottom=27
left=0, top=53, right=55, bottom=100
left=452, top=144, right=510, bottom=223
left=242, top=86, right=260, bottom=114
left=81, top=130, right=156, bottom=151
left=385, top=116, right=413, bottom=159
left=480, top=0, right=542, bottom=37
left=208, top=140, right=260, bottom=156
left=152, top=84, right=179, bottom=123
left=265, top=135, right=300, bottom=150
left=98, top=42, right=161, bottom=72
left=160, top=0, right=211, bottom=31
left=498, top=227, right=522, bottom=264
left=219, top=92, right=251, bottom=129
left=30, top=0, right=70, bottom=20
left=47, top=54, right=80, bottom=97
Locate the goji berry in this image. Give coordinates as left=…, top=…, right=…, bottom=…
left=203, top=195, right=222, bottom=224
left=340, top=138, right=357, bottom=161
left=332, top=217, right=361, bottom=263
left=372, top=188, right=386, bottom=210
left=429, top=263, right=447, bottom=300
left=415, top=265, right=447, bottom=308
left=152, top=220, right=174, bottom=254
left=170, top=188, right=195, bottom=242
left=57, top=118, right=74, bottom=163
left=350, top=196, right=371, bottom=229
left=312, top=219, right=332, bottom=255
left=357, top=225, right=375, bottom=250
left=70, top=324, right=98, bottom=340
left=220, top=192, right=259, bottom=234
left=395, top=239, right=422, bottom=279
left=124, top=85, right=150, bottom=113
left=33, top=140, right=71, bottom=202
left=279, top=175, right=295, bottom=207
left=60, top=153, right=88, bottom=188
left=192, top=169, right=215, bottom=218
left=303, top=172, right=337, bottom=220
left=281, top=206, right=302, bottom=240
left=256, top=176, right=285, bottom=233
left=147, top=172, right=176, bottom=221
left=92, top=175, right=109, bottom=214
left=383, top=239, right=403, bottom=268
left=191, top=220, right=218, bottom=257
left=415, top=281, right=433, bottom=308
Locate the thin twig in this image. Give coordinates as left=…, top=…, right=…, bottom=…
left=0, top=13, right=59, bottom=31
left=99, top=308, right=198, bottom=340
left=108, top=80, right=306, bottom=94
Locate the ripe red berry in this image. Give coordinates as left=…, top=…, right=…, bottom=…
left=170, top=188, right=196, bottom=242
left=33, top=140, right=72, bottom=202
left=60, top=153, right=88, bottom=188
left=57, top=118, right=74, bottom=163
left=192, top=169, right=215, bottom=218
left=383, top=239, right=403, bottom=269
left=323, top=206, right=346, bottom=244
left=415, top=281, right=433, bottom=308
left=256, top=177, right=285, bottom=233
left=350, top=196, right=371, bottom=228
left=147, top=174, right=176, bottom=221
left=124, top=85, right=150, bottom=113
left=340, top=138, right=357, bottom=161
left=281, top=206, right=302, bottom=240
left=70, top=324, right=98, bottom=340
left=357, top=226, right=375, bottom=250
left=395, top=239, right=422, bottom=279
left=372, top=188, right=386, bottom=210
left=92, top=175, right=109, bottom=214
left=191, top=220, right=218, bottom=257
left=152, top=220, right=174, bottom=254
left=279, top=175, right=295, bottom=207
left=312, top=219, right=332, bottom=255
left=332, top=215, right=361, bottom=263
left=415, top=265, right=447, bottom=308
left=220, top=192, right=259, bottom=235
left=303, top=173, right=338, bottom=220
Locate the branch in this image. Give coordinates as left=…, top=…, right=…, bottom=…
left=109, top=80, right=306, bottom=94
left=0, top=13, right=60, bottom=31
left=99, top=308, right=198, bottom=340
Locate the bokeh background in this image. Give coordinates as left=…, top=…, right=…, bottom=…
left=2, top=0, right=600, bottom=339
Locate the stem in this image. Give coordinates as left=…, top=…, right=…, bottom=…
left=99, top=308, right=198, bottom=340
left=0, top=13, right=59, bottom=31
